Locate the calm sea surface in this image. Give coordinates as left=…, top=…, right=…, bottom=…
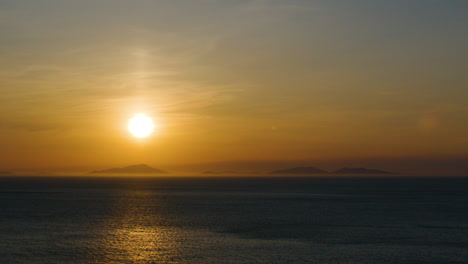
left=1, top=176, right=467, bottom=264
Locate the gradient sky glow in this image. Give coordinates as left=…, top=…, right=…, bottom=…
left=1, top=0, right=467, bottom=173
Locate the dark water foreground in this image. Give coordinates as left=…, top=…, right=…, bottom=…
left=1, top=176, right=467, bottom=264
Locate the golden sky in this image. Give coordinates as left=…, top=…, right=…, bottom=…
left=0, top=1, right=467, bottom=173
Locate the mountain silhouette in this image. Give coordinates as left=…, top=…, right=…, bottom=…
left=270, top=167, right=328, bottom=174
left=91, top=164, right=168, bottom=174
left=334, top=168, right=394, bottom=174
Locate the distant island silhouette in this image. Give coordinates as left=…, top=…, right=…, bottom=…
left=270, top=167, right=328, bottom=174
left=334, top=168, right=395, bottom=174
left=91, top=164, right=168, bottom=174
left=269, top=166, right=396, bottom=175
left=0, top=171, right=11, bottom=175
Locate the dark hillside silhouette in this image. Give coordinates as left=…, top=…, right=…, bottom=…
left=91, top=164, right=167, bottom=174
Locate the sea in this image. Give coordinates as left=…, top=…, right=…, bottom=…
left=1, top=176, right=467, bottom=264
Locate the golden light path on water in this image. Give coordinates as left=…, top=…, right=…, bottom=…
left=91, top=190, right=181, bottom=263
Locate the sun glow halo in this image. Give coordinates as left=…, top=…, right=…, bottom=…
left=128, top=113, right=155, bottom=138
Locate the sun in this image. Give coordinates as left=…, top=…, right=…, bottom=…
left=128, top=113, right=155, bottom=138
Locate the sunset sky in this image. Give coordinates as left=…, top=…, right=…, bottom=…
left=1, top=1, right=467, bottom=173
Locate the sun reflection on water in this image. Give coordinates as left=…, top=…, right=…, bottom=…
left=91, top=190, right=181, bottom=264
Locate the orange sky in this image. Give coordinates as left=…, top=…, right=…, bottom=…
left=0, top=1, right=467, bottom=174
